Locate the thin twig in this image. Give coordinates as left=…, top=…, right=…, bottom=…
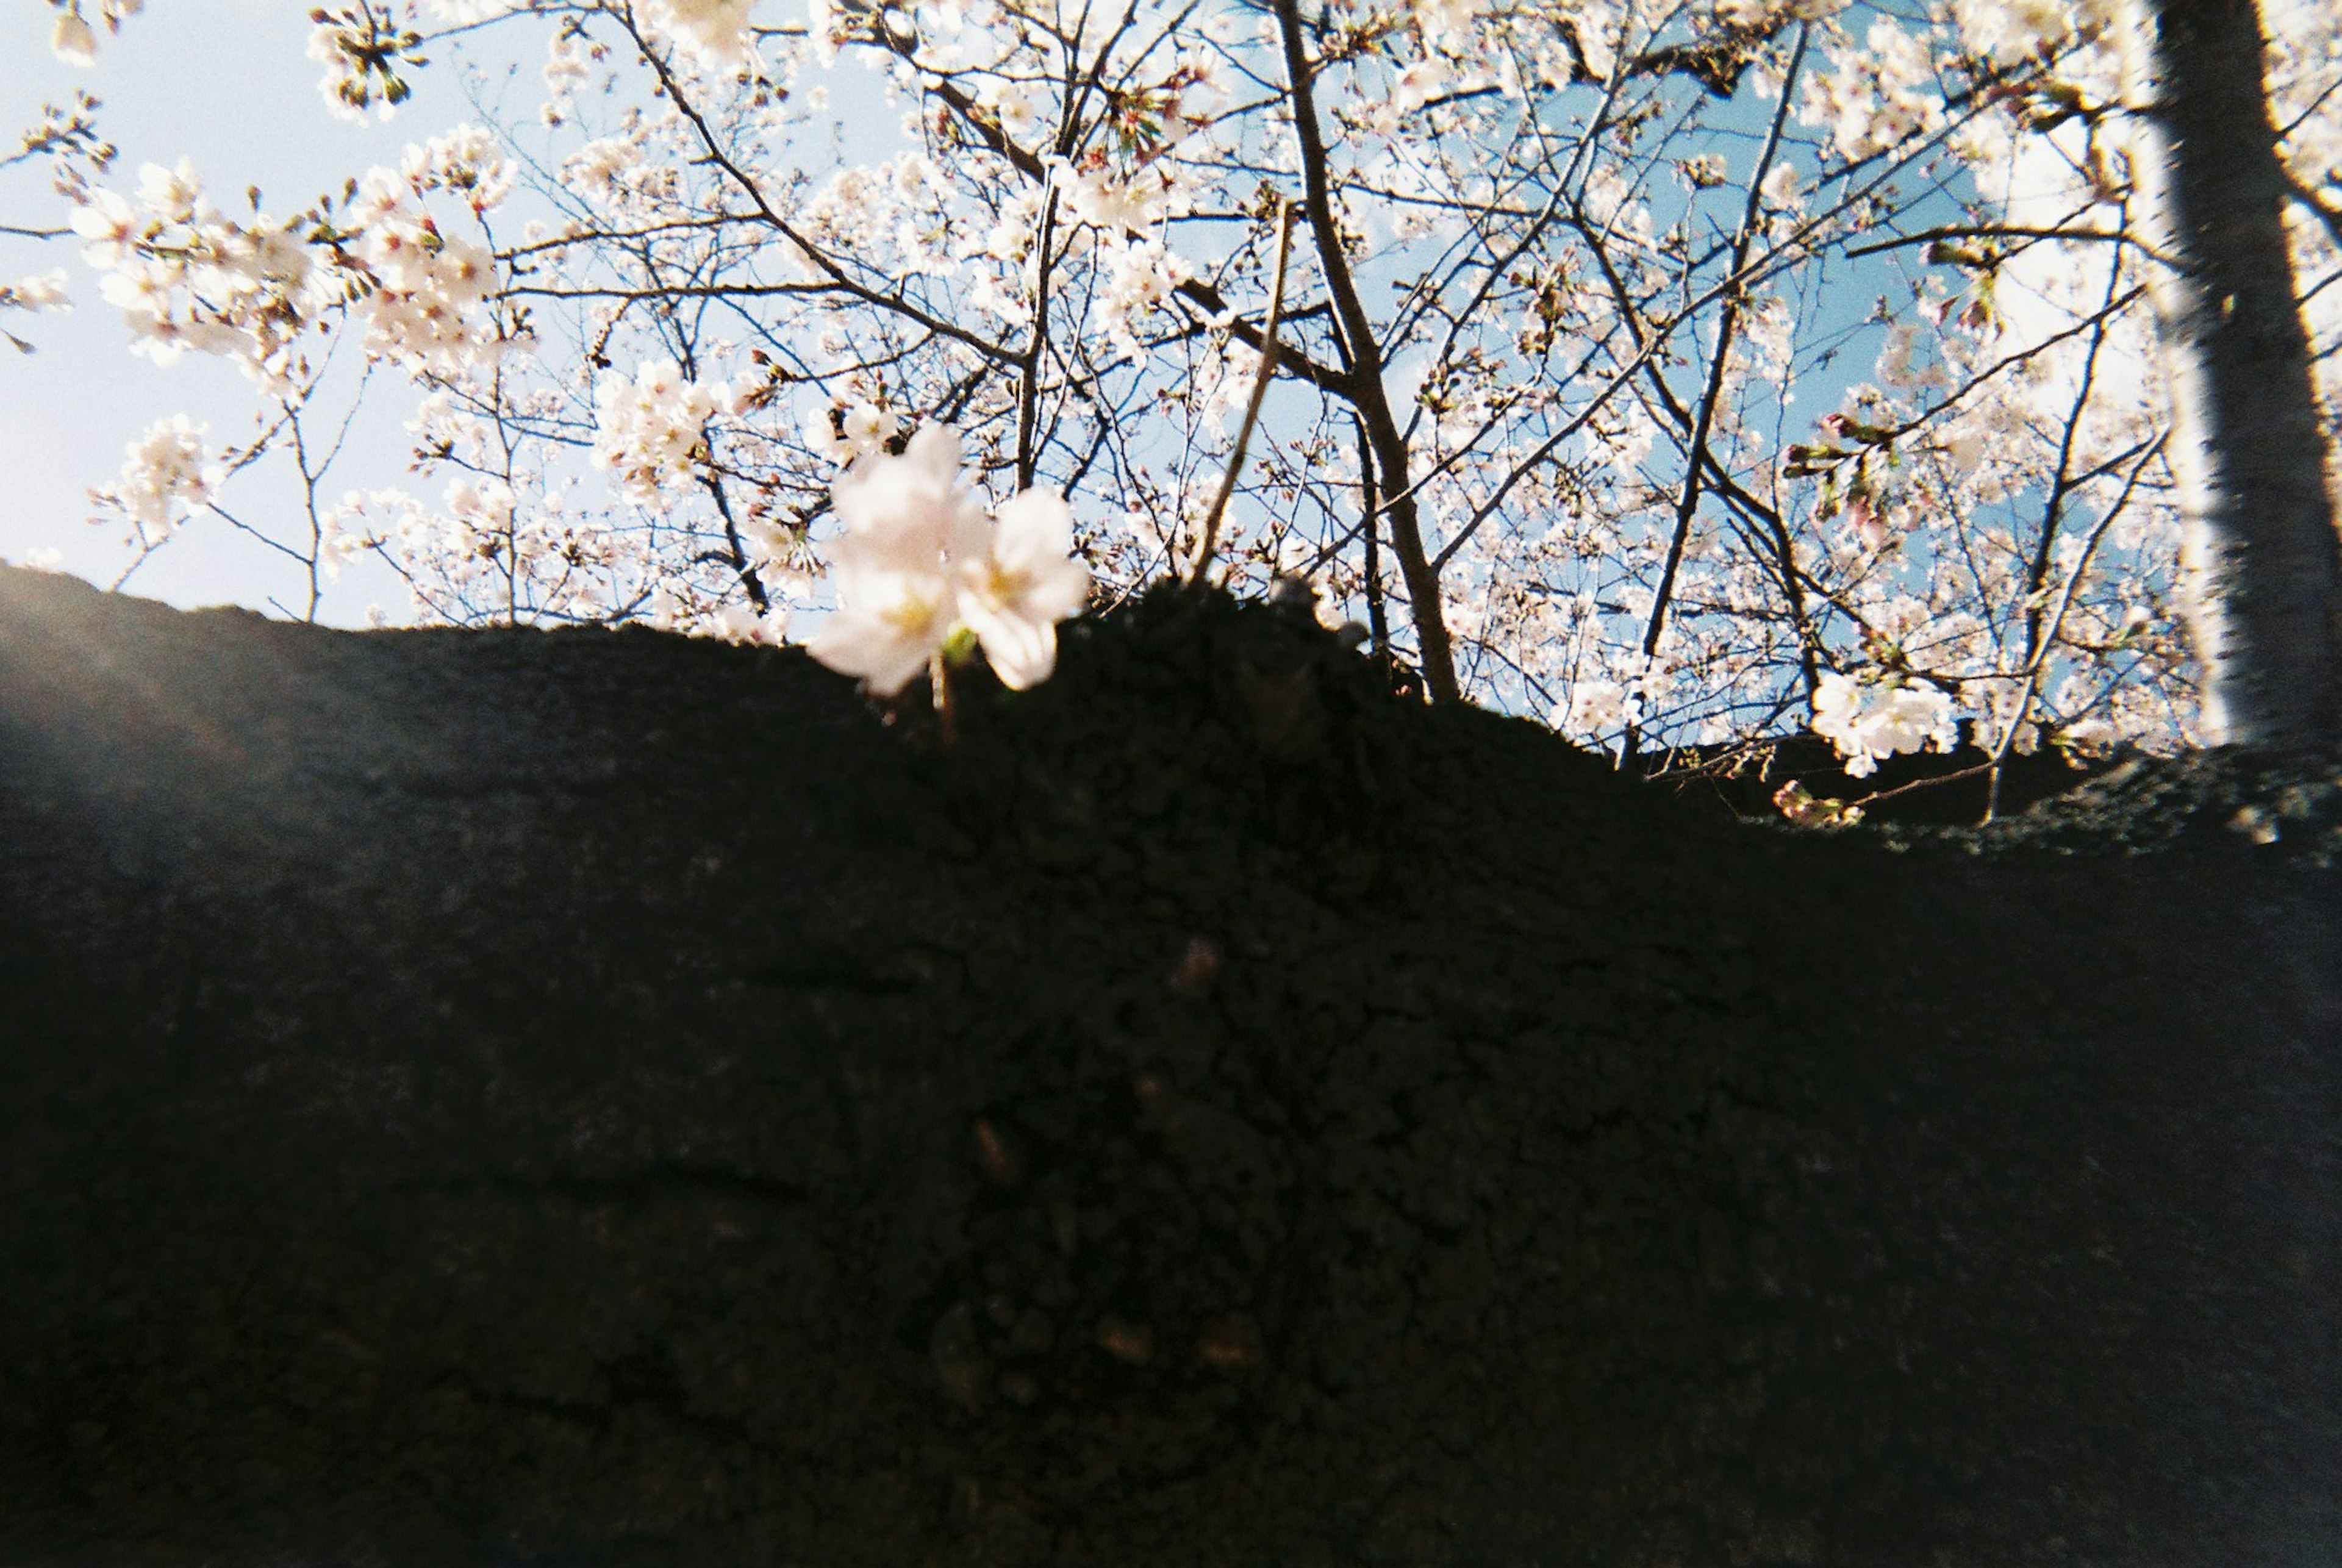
left=1983, top=431, right=2168, bottom=818
left=1844, top=222, right=2180, bottom=268
left=1187, top=196, right=1294, bottom=589
left=1015, top=188, right=1062, bottom=492
left=1639, top=21, right=1811, bottom=671
left=1849, top=760, right=1996, bottom=809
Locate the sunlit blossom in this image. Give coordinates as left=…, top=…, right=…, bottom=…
left=592, top=358, right=735, bottom=502
left=89, top=415, right=218, bottom=541
left=808, top=426, right=1090, bottom=696
left=1811, top=671, right=1960, bottom=778
left=954, top=487, right=1092, bottom=690
left=1, top=268, right=72, bottom=314
left=641, top=0, right=758, bottom=69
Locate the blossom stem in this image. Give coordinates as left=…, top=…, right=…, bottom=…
left=930, top=649, right=956, bottom=747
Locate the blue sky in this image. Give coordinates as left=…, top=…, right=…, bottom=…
left=0, top=1, right=458, bottom=618
left=0, top=1, right=928, bottom=625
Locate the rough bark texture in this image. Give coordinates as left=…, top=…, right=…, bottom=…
left=1, top=565, right=2337, bottom=1566
left=2132, top=0, right=2342, bottom=748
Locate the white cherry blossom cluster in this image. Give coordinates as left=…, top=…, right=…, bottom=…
left=642, top=579, right=790, bottom=646
left=0, top=269, right=71, bottom=316
left=1720, top=0, right=1849, bottom=24
left=1187, top=339, right=1266, bottom=437
left=1097, top=237, right=1194, bottom=362
left=70, top=160, right=321, bottom=382
left=975, top=187, right=1047, bottom=267
left=308, top=5, right=429, bottom=124
left=66, top=126, right=514, bottom=385
left=442, top=474, right=518, bottom=547
left=808, top=426, right=1090, bottom=696
left=806, top=399, right=902, bottom=465
left=591, top=358, right=738, bottom=503
left=1410, top=0, right=1489, bottom=60
left=88, top=415, right=217, bottom=542
left=540, top=27, right=596, bottom=118
left=400, top=124, right=517, bottom=212
left=703, top=601, right=793, bottom=645
left=1801, top=17, right=1947, bottom=162
left=978, top=77, right=1045, bottom=141
left=564, top=134, right=656, bottom=207
left=1811, top=670, right=1960, bottom=778
left=1552, top=678, right=1636, bottom=742
left=340, top=163, right=505, bottom=376
left=1061, top=158, right=1184, bottom=234
left=1949, top=0, right=2113, bottom=70
left=798, top=171, right=876, bottom=255
left=327, top=477, right=637, bottom=626
left=318, top=486, right=416, bottom=579
left=639, top=0, right=759, bottom=71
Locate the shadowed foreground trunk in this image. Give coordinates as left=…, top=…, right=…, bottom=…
left=1, top=566, right=2337, bottom=1566
left=2129, top=0, right=2342, bottom=748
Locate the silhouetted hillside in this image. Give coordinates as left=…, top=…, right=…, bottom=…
left=1, top=565, right=2336, bottom=1566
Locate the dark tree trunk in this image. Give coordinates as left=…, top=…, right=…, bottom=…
left=1, top=567, right=2337, bottom=1566
left=2131, top=0, right=2342, bottom=748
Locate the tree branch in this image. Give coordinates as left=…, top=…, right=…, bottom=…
left=1272, top=0, right=1458, bottom=703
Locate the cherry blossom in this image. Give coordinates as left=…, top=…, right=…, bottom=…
left=804, top=399, right=903, bottom=465
left=705, top=601, right=792, bottom=646
left=308, top=5, right=428, bottom=123
left=806, top=428, right=979, bottom=696
left=0, top=268, right=71, bottom=315
left=1061, top=159, right=1180, bottom=234
left=1097, top=237, right=1194, bottom=361
left=41, top=0, right=138, bottom=65
left=808, top=426, right=1090, bottom=696
left=1811, top=671, right=1961, bottom=778
left=639, top=0, right=759, bottom=70
left=88, top=415, right=217, bottom=542
left=1554, top=679, right=1636, bottom=742
left=65, top=162, right=324, bottom=379
left=1803, top=16, right=1945, bottom=162
left=592, top=359, right=736, bottom=503
left=953, top=486, right=1092, bottom=690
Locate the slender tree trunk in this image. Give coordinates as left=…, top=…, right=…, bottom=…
left=1272, top=0, right=1461, bottom=704
left=2126, top=0, right=2341, bottom=749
